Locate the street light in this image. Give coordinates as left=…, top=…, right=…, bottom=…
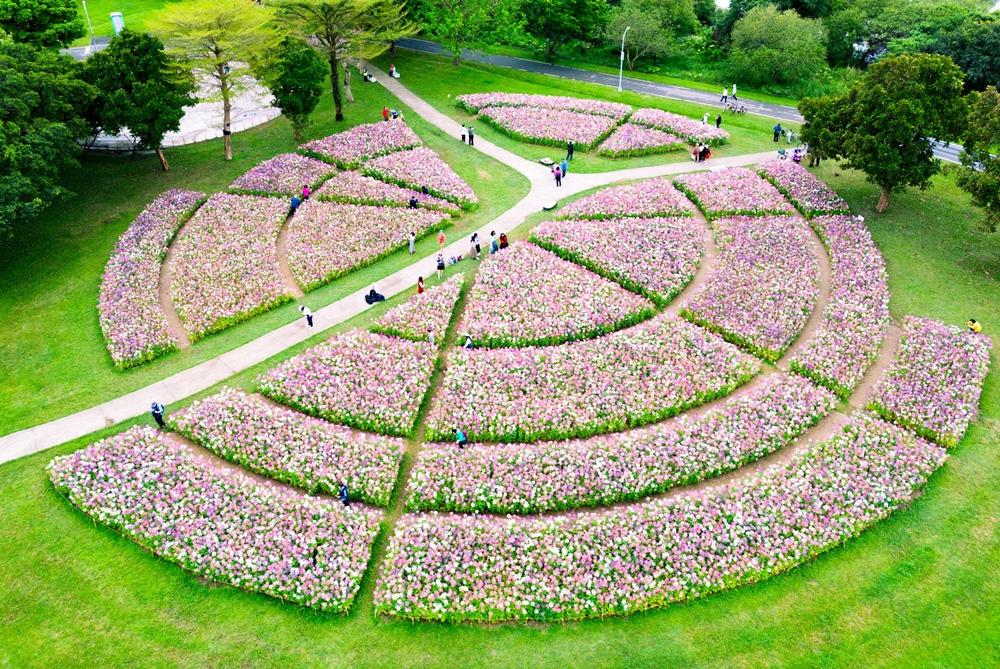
left=617, top=26, right=631, bottom=93
left=81, top=0, right=96, bottom=48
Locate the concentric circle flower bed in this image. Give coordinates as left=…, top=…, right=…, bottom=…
left=229, top=153, right=336, bottom=197
left=555, top=178, right=695, bottom=220
left=370, top=274, right=465, bottom=343
left=300, top=119, right=421, bottom=168
left=363, top=147, right=478, bottom=209
left=630, top=107, right=730, bottom=145
left=673, top=168, right=796, bottom=219
left=477, top=106, right=619, bottom=151
left=758, top=160, right=850, bottom=217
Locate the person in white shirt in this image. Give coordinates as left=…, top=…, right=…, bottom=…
left=299, top=305, right=313, bottom=327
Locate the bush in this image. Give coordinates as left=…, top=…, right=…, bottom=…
left=729, top=5, right=827, bottom=86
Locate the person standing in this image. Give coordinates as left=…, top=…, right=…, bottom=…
left=302, top=184, right=312, bottom=200
left=461, top=124, right=466, bottom=143
left=408, top=230, right=416, bottom=254
left=438, top=230, right=446, bottom=249
left=467, top=126, right=475, bottom=146
left=417, top=276, right=425, bottom=294
left=436, top=253, right=445, bottom=279
left=470, top=232, right=481, bottom=259
left=289, top=195, right=302, bottom=216
left=566, top=140, right=574, bottom=161
left=553, top=165, right=562, bottom=187
left=338, top=482, right=350, bottom=506
left=299, top=305, right=314, bottom=327
left=773, top=123, right=783, bottom=142
left=732, top=83, right=738, bottom=100
left=560, top=158, right=568, bottom=178
left=463, top=333, right=474, bottom=349
left=454, top=428, right=468, bottom=449
left=427, top=327, right=435, bottom=346
left=408, top=196, right=418, bottom=209
left=702, top=112, right=709, bottom=125
left=715, top=114, right=722, bottom=129
left=499, top=232, right=509, bottom=249
left=150, top=401, right=166, bottom=428
left=721, top=87, right=728, bottom=103
left=382, top=106, right=389, bottom=122
left=489, top=231, right=499, bottom=254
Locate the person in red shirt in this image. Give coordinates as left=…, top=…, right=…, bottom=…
left=382, top=106, right=389, bottom=122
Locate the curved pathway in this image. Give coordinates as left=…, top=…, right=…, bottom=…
left=0, top=68, right=795, bottom=465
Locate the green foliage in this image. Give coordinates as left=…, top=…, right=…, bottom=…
left=0, top=0, right=83, bottom=47
left=798, top=94, right=839, bottom=161
left=713, top=0, right=772, bottom=41
left=605, top=0, right=677, bottom=70
left=729, top=5, right=828, bottom=86
left=957, top=86, right=1000, bottom=232
left=774, top=0, right=832, bottom=19
left=81, top=29, right=194, bottom=161
left=930, top=17, right=1000, bottom=92
left=692, top=0, right=716, bottom=25
left=522, top=0, right=610, bottom=60
left=263, top=37, right=326, bottom=140
left=415, top=0, right=522, bottom=64
left=0, top=35, right=95, bottom=239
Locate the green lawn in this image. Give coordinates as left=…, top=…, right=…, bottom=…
left=1, top=161, right=998, bottom=667
left=72, top=0, right=177, bottom=44
left=0, top=77, right=529, bottom=436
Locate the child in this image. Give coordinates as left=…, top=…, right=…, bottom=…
left=417, top=276, right=425, bottom=294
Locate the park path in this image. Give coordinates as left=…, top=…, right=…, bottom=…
left=0, top=67, right=783, bottom=465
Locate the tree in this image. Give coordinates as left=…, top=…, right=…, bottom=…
left=0, top=35, right=95, bottom=239
left=714, top=0, right=772, bottom=42
left=931, top=18, right=1000, bottom=92
left=729, top=6, right=828, bottom=86
left=274, top=0, right=416, bottom=122
left=798, top=95, right=839, bottom=166
left=150, top=0, right=277, bottom=160
left=606, top=1, right=671, bottom=70
left=82, top=29, right=195, bottom=171
left=0, top=0, right=83, bottom=48
left=693, top=0, right=716, bottom=26
left=264, top=37, right=326, bottom=140
left=418, top=0, right=522, bottom=65
left=522, top=0, right=610, bottom=61
left=956, top=86, right=1000, bottom=232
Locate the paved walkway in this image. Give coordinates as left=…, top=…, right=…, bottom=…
left=0, top=66, right=774, bottom=464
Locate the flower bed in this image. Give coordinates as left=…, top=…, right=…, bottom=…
left=425, top=314, right=760, bottom=442
left=49, top=426, right=381, bottom=612
left=790, top=215, right=890, bottom=398
left=285, top=200, right=450, bottom=291
left=230, top=153, right=336, bottom=196
left=300, top=119, right=421, bottom=168
left=456, top=92, right=631, bottom=119
left=477, top=106, right=618, bottom=151
left=555, top=178, right=695, bottom=220
left=758, top=160, right=850, bottom=217
left=376, top=412, right=946, bottom=621
left=460, top=242, right=656, bottom=347
left=170, top=193, right=291, bottom=340
left=169, top=388, right=404, bottom=506
left=315, top=171, right=459, bottom=213
left=673, top=168, right=795, bottom=218
left=869, top=316, right=992, bottom=446
left=407, top=373, right=834, bottom=513
left=630, top=108, right=730, bottom=145
left=98, top=189, right=204, bottom=368
left=531, top=216, right=703, bottom=306
left=596, top=123, right=688, bottom=157
left=681, top=216, right=819, bottom=361
left=258, top=329, right=438, bottom=437
left=363, top=147, right=478, bottom=209
left=371, top=274, right=464, bottom=343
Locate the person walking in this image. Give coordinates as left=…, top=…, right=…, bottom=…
left=721, top=87, right=728, bottom=103
left=454, top=428, right=468, bottom=449
left=732, top=83, right=738, bottom=101
left=299, top=305, right=314, bottom=327
left=773, top=123, right=783, bottom=142
left=338, top=482, right=350, bottom=506
left=566, top=140, right=574, bottom=161
left=467, top=125, right=475, bottom=146
left=715, top=114, right=723, bottom=129
left=461, top=124, right=466, bottom=143
left=382, top=106, right=389, bottom=122
left=150, top=401, right=166, bottom=428
left=408, top=230, right=416, bottom=254
left=436, top=253, right=445, bottom=279
left=489, top=231, right=499, bottom=254
left=553, top=165, right=562, bottom=187
left=417, top=276, right=425, bottom=294
left=702, top=112, right=709, bottom=125
left=470, top=232, right=481, bottom=259
left=499, top=232, right=509, bottom=250
left=302, top=184, right=311, bottom=199
left=560, top=158, right=568, bottom=178
left=289, top=195, right=302, bottom=216
left=438, top=230, right=446, bottom=249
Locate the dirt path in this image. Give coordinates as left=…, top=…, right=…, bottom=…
left=276, top=213, right=305, bottom=299
left=776, top=217, right=834, bottom=369
left=158, top=233, right=191, bottom=349
left=667, top=208, right=717, bottom=316
left=849, top=323, right=901, bottom=410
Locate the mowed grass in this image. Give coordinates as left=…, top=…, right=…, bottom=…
left=71, top=0, right=178, bottom=44
left=375, top=50, right=791, bottom=174
left=0, top=77, right=529, bottom=436
left=1, top=163, right=998, bottom=667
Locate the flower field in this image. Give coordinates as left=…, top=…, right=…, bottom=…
left=460, top=242, right=656, bottom=347
left=315, top=171, right=459, bottom=212
left=376, top=413, right=946, bottom=621
left=869, top=316, right=992, bottom=446
left=673, top=168, right=796, bottom=218
left=300, top=119, right=421, bottom=168
left=407, top=373, right=834, bottom=513
left=555, top=178, right=695, bottom=220
left=425, top=314, right=760, bottom=442
left=168, top=388, right=404, bottom=506
left=758, top=160, right=849, bottom=217
left=630, top=108, right=730, bottom=145
left=363, top=147, right=478, bottom=208
left=170, top=193, right=291, bottom=340
left=476, top=106, right=618, bottom=150
left=371, top=274, right=465, bottom=343
left=285, top=200, right=449, bottom=291
left=258, top=329, right=438, bottom=437
left=531, top=216, right=704, bottom=306
left=49, top=427, right=381, bottom=612
left=682, top=216, right=819, bottom=361
left=596, top=124, right=687, bottom=157
left=98, top=189, right=204, bottom=368
left=456, top=92, right=631, bottom=119
left=229, top=153, right=335, bottom=196
left=790, top=215, right=890, bottom=398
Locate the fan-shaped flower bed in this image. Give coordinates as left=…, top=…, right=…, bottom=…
left=596, top=123, right=687, bottom=157
left=758, top=160, right=850, bottom=217
left=790, top=215, right=890, bottom=398
left=673, top=168, right=795, bottom=219
left=460, top=242, right=656, bottom=347
left=407, top=373, right=834, bottom=513
left=681, top=216, right=819, bottom=361
left=425, top=314, right=760, bottom=443
left=49, top=426, right=381, bottom=612
left=456, top=93, right=631, bottom=119
left=98, top=189, right=204, bottom=368
left=258, top=329, right=438, bottom=437
left=170, top=193, right=291, bottom=340
left=555, top=178, right=695, bottom=220
left=300, top=119, right=421, bottom=168
left=315, top=171, right=458, bottom=213
left=230, top=153, right=336, bottom=196
left=363, top=147, right=478, bottom=209
left=169, top=388, right=404, bottom=506
left=630, top=108, right=730, bottom=145
left=376, top=412, right=945, bottom=621
left=531, top=216, right=704, bottom=306
left=477, top=106, right=618, bottom=151
left=371, top=274, right=465, bottom=343
left=869, top=316, right=992, bottom=446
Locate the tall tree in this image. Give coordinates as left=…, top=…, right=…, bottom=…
left=418, top=0, right=521, bottom=65
left=931, top=18, right=1000, bottom=92
left=957, top=86, right=1000, bottom=232
left=82, top=29, right=195, bottom=171
left=273, top=0, right=415, bottom=122
left=0, top=35, right=95, bottom=239
left=0, top=0, right=83, bottom=48
left=798, top=95, right=839, bottom=166
left=730, top=5, right=828, bottom=86
left=150, top=0, right=277, bottom=160
left=605, top=0, right=674, bottom=71
left=264, top=36, right=326, bottom=140
left=522, top=0, right=610, bottom=61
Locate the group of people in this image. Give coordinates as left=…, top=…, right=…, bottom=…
left=691, top=143, right=712, bottom=162
left=288, top=183, right=313, bottom=215
left=381, top=106, right=402, bottom=122
left=433, top=229, right=508, bottom=278
left=720, top=84, right=738, bottom=104
left=460, top=124, right=475, bottom=145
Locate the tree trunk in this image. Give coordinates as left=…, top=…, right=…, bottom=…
left=329, top=55, right=344, bottom=122
left=219, top=65, right=233, bottom=161
left=293, top=125, right=302, bottom=142
left=876, top=187, right=890, bottom=213
left=156, top=148, right=170, bottom=171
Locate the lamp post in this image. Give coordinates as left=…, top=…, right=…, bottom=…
left=617, top=26, right=631, bottom=93
left=81, top=0, right=96, bottom=47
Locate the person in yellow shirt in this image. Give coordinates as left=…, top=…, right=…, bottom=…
left=967, top=318, right=982, bottom=334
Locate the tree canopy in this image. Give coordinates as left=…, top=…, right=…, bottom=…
left=0, top=0, right=83, bottom=48
left=957, top=86, right=1000, bottom=233
left=415, top=0, right=522, bottom=64
left=522, top=0, right=610, bottom=61
left=264, top=36, right=326, bottom=140
left=729, top=5, right=827, bottom=86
